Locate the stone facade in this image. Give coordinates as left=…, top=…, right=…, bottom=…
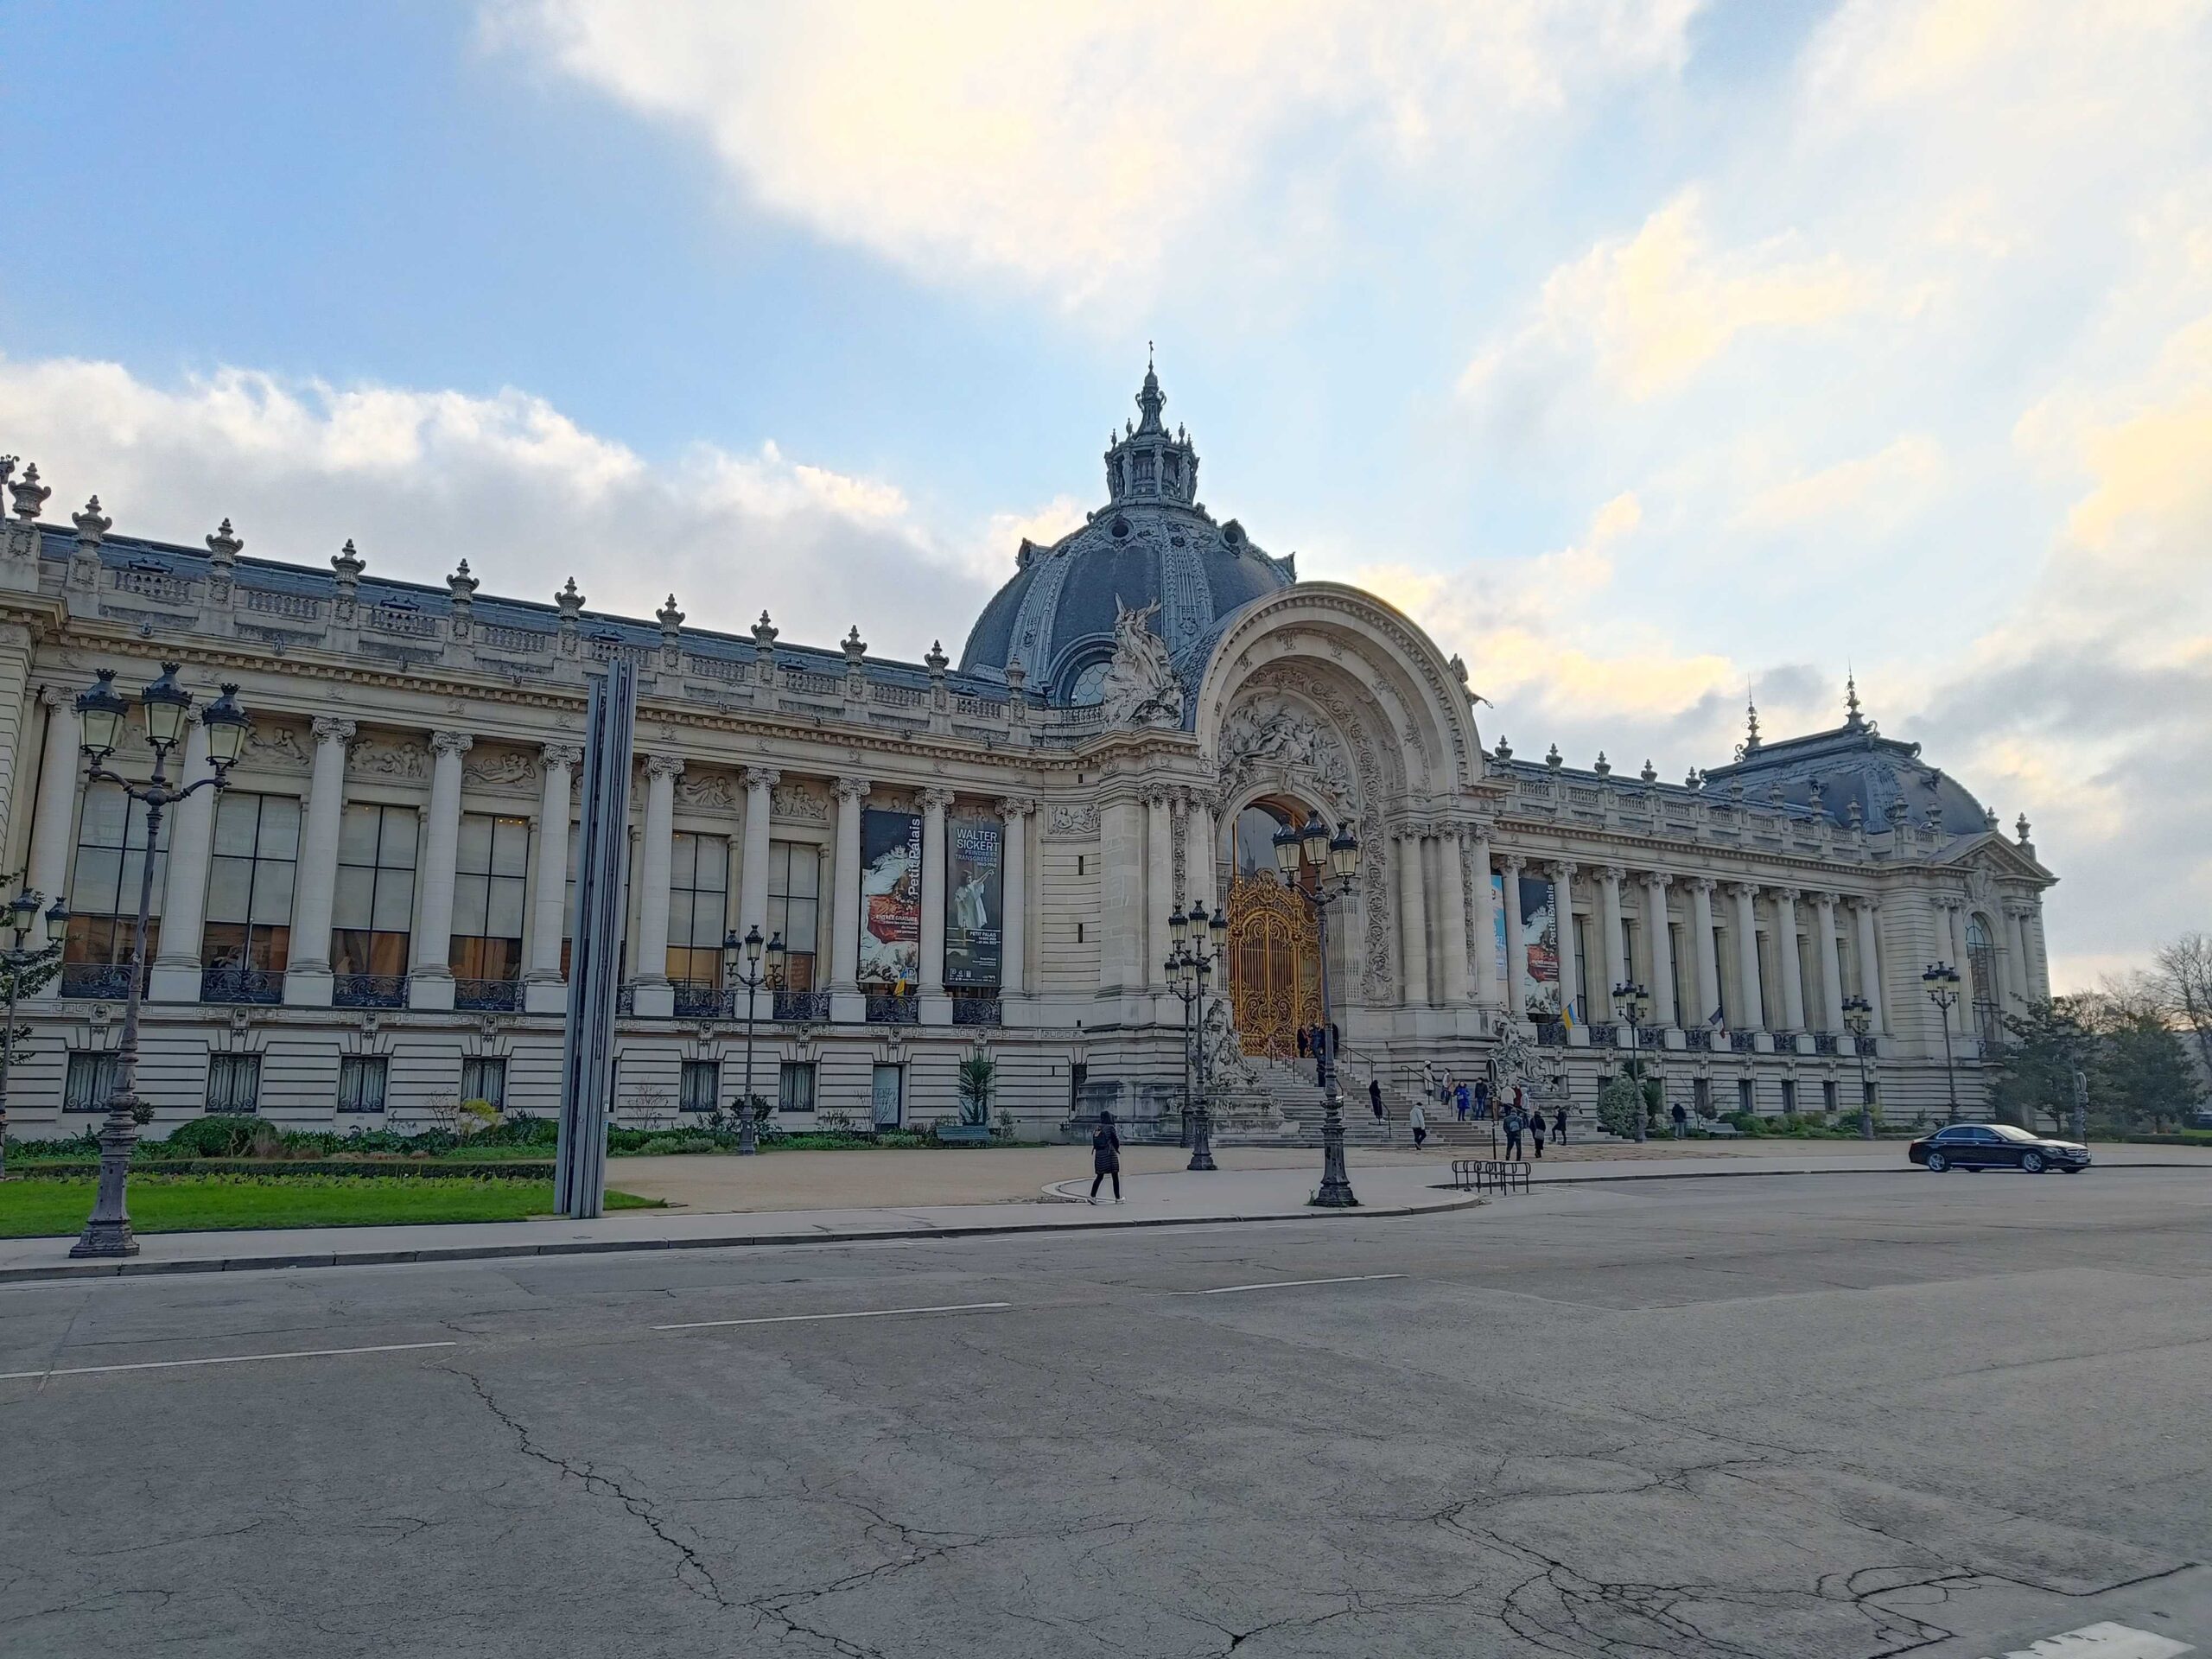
left=0, top=387, right=2054, bottom=1143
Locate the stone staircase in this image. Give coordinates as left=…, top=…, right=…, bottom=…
left=1212, top=1054, right=1398, bottom=1148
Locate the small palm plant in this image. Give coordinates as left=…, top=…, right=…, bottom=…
left=956, top=1052, right=995, bottom=1128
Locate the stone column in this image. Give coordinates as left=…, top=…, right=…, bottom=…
left=408, top=731, right=474, bottom=1011
left=2023, top=903, right=2050, bottom=1001
left=1497, top=854, right=1525, bottom=1020
left=919, top=786, right=952, bottom=1022
left=1948, top=900, right=1976, bottom=1016
left=1853, top=897, right=1885, bottom=1034
left=1146, top=789, right=1175, bottom=992
left=1470, top=830, right=1501, bottom=1009
left=1813, top=891, right=1847, bottom=1033
left=1772, top=887, right=1807, bottom=1033
left=627, top=753, right=682, bottom=1018
left=282, top=717, right=353, bottom=1007
left=1437, top=831, right=1471, bottom=1006
left=149, top=718, right=215, bottom=1002
left=737, top=766, right=779, bottom=938
left=1643, top=872, right=1677, bottom=1031
left=1688, top=877, right=1720, bottom=1029
left=0, top=626, right=35, bottom=864
left=1728, top=882, right=1764, bottom=1032
left=1548, top=861, right=1580, bottom=1027
left=523, top=742, right=579, bottom=1014
left=1099, top=793, right=1146, bottom=996
left=1599, top=865, right=1627, bottom=1020
left=1182, top=791, right=1215, bottom=912
left=26, top=686, right=80, bottom=930
left=829, top=777, right=868, bottom=1016
left=1000, top=798, right=1033, bottom=1001
left=1397, top=827, right=1430, bottom=1008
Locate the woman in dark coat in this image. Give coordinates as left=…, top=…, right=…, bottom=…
left=1089, top=1110, right=1122, bottom=1205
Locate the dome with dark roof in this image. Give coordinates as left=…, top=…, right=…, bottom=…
left=958, top=363, right=1295, bottom=702
left=1698, top=683, right=1993, bottom=834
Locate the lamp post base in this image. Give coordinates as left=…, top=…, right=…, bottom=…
left=737, top=1103, right=760, bottom=1156
left=1310, top=1099, right=1359, bottom=1208
left=1187, top=1105, right=1217, bottom=1172
left=70, top=1114, right=141, bottom=1257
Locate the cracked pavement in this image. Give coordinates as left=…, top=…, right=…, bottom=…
left=3, top=1168, right=2209, bottom=1656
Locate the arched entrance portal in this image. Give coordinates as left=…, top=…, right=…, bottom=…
left=1224, top=798, right=1323, bottom=1057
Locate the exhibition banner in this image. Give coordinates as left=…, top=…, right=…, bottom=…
left=944, top=815, right=1004, bottom=988
left=860, top=807, right=922, bottom=987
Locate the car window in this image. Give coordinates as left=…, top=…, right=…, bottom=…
left=1988, top=1124, right=2037, bottom=1142
left=1934, top=1127, right=1972, bottom=1142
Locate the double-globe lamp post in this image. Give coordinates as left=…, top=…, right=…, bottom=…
left=1921, top=961, right=1962, bottom=1121
left=1271, top=813, right=1362, bottom=1208
left=1611, top=981, right=1650, bottom=1142
left=71, top=664, right=251, bottom=1258
left=721, top=923, right=784, bottom=1156
left=0, top=882, right=70, bottom=1179
left=1841, top=993, right=1877, bottom=1140
left=1166, top=899, right=1228, bottom=1173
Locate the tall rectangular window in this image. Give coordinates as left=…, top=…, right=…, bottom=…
left=766, top=840, right=821, bottom=990
left=64, top=1052, right=120, bottom=1112
left=666, top=832, right=730, bottom=985
left=204, top=792, right=301, bottom=973
left=1780, top=1078, right=1798, bottom=1115
left=333, top=804, right=418, bottom=981
left=206, top=1053, right=262, bottom=1115
left=337, top=1054, right=389, bottom=1114
left=65, top=781, right=168, bottom=977
left=680, top=1058, right=720, bottom=1114
left=451, top=813, right=530, bottom=983
left=460, top=1057, right=507, bottom=1110
left=778, top=1060, right=816, bottom=1114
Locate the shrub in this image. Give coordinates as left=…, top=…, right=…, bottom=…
left=162, top=1116, right=276, bottom=1158
left=1595, top=1076, right=1643, bottom=1139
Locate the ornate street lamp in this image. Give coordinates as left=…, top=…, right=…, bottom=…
left=1165, top=900, right=1227, bottom=1173
left=1923, top=962, right=1962, bottom=1119
left=0, top=880, right=67, bottom=1179
left=1612, top=980, right=1651, bottom=1142
left=721, top=924, right=784, bottom=1155
left=1274, top=814, right=1362, bottom=1207
left=70, top=667, right=250, bottom=1257
left=1841, top=993, right=1877, bottom=1139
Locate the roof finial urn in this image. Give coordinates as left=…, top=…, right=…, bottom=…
left=656, top=593, right=684, bottom=642
left=925, top=639, right=949, bottom=681
left=1545, top=742, right=1562, bottom=770
left=842, top=626, right=867, bottom=667
left=1592, top=751, right=1611, bottom=777
left=2016, top=813, right=2035, bottom=855
left=206, top=518, right=242, bottom=568
left=332, top=538, right=365, bottom=593
left=1640, top=759, right=1657, bottom=784
left=9, top=461, right=49, bottom=521
left=751, top=610, right=778, bottom=649
left=73, top=495, right=110, bottom=548
left=555, top=577, right=585, bottom=620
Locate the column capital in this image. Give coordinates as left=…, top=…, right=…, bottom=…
left=1727, top=880, right=1759, bottom=900
left=741, top=765, right=781, bottom=791
left=312, top=715, right=358, bottom=745
left=429, top=730, right=475, bottom=759
left=1497, top=850, right=1525, bottom=872
left=1688, top=875, right=1718, bottom=896
left=1808, top=888, right=1840, bottom=909
left=539, top=741, right=582, bottom=769
left=1546, top=860, right=1577, bottom=883
left=1393, top=823, right=1426, bottom=845
left=39, top=683, right=73, bottom=710
left=1599, top=863, right=1627, bottom=886
left=1774, top=885, right=1802, bottom=904
left=1643, top=869, right=1672, bottom=890
left=834, top=775, right=870, bottom=804
left=642, top=752, right=684, bottom=781
left=919, top=785, right=956, bottom=813
left=998, top=796, right=1039, bottom=821
left=1856, top=893, right=1884, bottom=914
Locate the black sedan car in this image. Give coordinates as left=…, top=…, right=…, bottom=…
left=1908, top=1122, right=2091, bottom=1173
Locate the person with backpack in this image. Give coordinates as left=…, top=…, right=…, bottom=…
left=1089, top=1110, right=1122, bottom=1204
left=1454, top=1080, right=1471, bottom=1122
left=1529, top=1108, right=1547, bottom=1160
left=1408, top=1097, right=1428, bottom=1151
left=1503, top=1101, right=1526, bottom=1160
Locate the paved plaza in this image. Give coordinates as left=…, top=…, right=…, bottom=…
left=5, top=1166, right=2209, bottom=1657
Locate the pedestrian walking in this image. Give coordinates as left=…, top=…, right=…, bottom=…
left=1671, top=1100, right=1688, bottom=1139
left=1088, top=1109, right=1122, bottom=1204
left=1529, top=1109, right=1547, bottom=1159
left=1454, top=1080, right=1471, bottom=1122
left=1409, top=1098, right=1428, bottom=1151
left=1503, top=1103, right=1525, bottom=1160
left=1473, top=1077, right=1491, bottom=1120
left=1552, top=1105, right=1567, bottom=1145
left=1296, top=1027, right=1309, bottom=1058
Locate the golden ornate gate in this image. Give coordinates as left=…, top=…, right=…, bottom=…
left=1225, top=874, right=1324, bottom=1056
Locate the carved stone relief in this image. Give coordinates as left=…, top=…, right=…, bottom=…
left=676, top=768, right=739, bottom=811
left=346, top=735, right=430, bottom=781
left=1045, top=803, right=1100, bottom=838
left=771, top=781, right=830, bottom=823
left=243, top=723, right=312, bottom=771
left=462, top=745, right=540, bottom=792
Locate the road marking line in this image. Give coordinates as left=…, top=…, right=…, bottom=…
left=0, top=1340, right=458, bottom=1382
left=1181, top=1274, right=1409, bottom=1296
left=653, top=1301, right=1011, bottom=1332
left=1983, top=1622, right=2192, bottom=1658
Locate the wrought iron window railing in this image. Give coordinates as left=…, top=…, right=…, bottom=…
left=951, top=996, right=1001, bottom=1027
left=200, top=965, right=284, bottom=1005
left=1729, top=1030, right=1759, bottom=1052
left=773, top=989, right=831, bottom=1023
left=1534, top=1021, right=1567, bottom=1046
left=454, top=977, right=521, bottom=1013
left=1637, top=1027, right=1666, bottom=1050
left=60, top=962, right=142, bottom=1000
left=334, top=973, right=408, bottom=1009
left=1811, top=1033, right=1840, bottom=1056
left=672, top=980, right=734, bottom=1020
left=865, top=993, right=918, bottom=1025
left=615, top=983, right=636, bottom=1017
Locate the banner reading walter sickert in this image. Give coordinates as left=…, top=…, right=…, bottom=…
left=944, top=815, right=1003, bottom=988
left=859, top=807, right=921, bottom=987
left=1492, top=870, right=1561, bottom=1018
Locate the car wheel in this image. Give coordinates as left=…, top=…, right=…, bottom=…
left=2022, top=1151, right=2046, bottom=1173
left=1925, top=1150, right=1948, bottom=1172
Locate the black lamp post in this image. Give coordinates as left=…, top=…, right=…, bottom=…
left=0, top=881, right=68, bottom=1179
left=71, top=666, right=250, bottom=1257
left=1612, top=979, right=1650, bottom=1142
left=1841, top=993, right=1876, bottom=1139
left=1923, top=961, right=1961, bottom=1119
left=1166, top=899, right=1228, bottom=1173
left=721, top=923, right=784, bottom=1155
left=1273, top=814, right=1362, bottom=1207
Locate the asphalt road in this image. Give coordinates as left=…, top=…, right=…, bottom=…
left=4, top=1168, right=2209, bottom=1658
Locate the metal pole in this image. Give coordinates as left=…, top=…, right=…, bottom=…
left=1189, top=956, right=1217, bottom=1172
left=73, top=784, right=167, bottom=1258
left=1937, top=993, right=1959, bottom=1116
left=739, top=969, right=760, bottom=1155
left=0, top=955, right=19, bottom=1182
left=1311, top=887, right=1357, bottom=1208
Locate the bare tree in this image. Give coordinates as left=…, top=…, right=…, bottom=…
left=2153, top=933, right=2212, bottom=1077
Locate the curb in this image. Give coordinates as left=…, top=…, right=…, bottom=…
left=1523, top=1157, right=2206, bottom=1186
left=0, top=1190, right=1484, bottom=1287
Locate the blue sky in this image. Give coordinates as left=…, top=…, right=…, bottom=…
left=3, top=0, right=2209, bottom=985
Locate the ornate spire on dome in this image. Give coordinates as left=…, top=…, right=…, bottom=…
left=1844, top=671, right=1866, bottom=732
left=1103, top=351, right=1198, bottom=506
left=1742, top=695, right=1763, bottom=755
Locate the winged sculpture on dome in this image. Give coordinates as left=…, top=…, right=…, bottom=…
left=1099, top=595, right=1183, bottom=728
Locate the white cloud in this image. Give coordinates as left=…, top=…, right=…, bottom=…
left=488, top=0, right=1696, bottom=308
left=0, top=353, right=1006, bottom=660
left=1729, top=435, right=1945, bottom=531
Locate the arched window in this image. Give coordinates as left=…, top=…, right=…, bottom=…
left=1966, top=914, right=2001, bottom=1046
left=1066, top=659, right=1110, bottom=707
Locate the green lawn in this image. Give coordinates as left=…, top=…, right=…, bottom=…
left=0, top=1175, right=661, bottom=1238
